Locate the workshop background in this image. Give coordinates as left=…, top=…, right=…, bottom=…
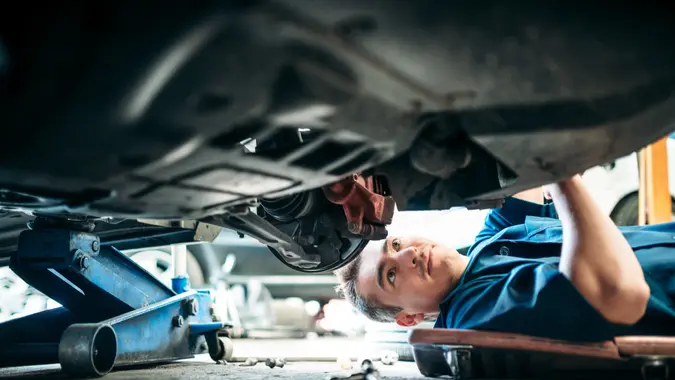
left=1, top=134, right=674, bottom=379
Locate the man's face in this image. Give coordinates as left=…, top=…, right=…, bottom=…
left=355, top=235, right=460, bottom=326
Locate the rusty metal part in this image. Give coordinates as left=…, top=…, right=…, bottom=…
left=322, top=174, right=395, bottom=240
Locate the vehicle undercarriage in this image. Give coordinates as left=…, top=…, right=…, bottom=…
left=1, top=1, right=675, bottom=273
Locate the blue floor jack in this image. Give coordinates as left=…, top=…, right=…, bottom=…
left=0, top=226, right=233, bottom=377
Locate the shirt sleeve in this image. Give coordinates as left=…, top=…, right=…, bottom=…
left=474, top=197, right=559, bottom=242
left=444, top=262, right=624, bottom=342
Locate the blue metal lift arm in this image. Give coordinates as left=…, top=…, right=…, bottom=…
left=10, top=229, right=175, bottom=321
left=0, top=227, right=232, bottom=377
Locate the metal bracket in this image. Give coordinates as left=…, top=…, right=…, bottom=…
left=136, top=219, right=223, bottom=242
left=0, top=228, right=233, bottom=377
left=444, top=346, right=473, bottom=380
left=641, top=358, right=670, bottom=380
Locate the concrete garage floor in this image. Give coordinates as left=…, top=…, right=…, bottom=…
left=0, top=338, right=426, bottom=380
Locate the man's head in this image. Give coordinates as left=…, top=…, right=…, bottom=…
left=335, top=235, right=467, bottom=327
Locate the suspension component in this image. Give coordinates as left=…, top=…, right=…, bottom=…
left=322, top=174, right=395, bottom=240
left=260, top=191, right=320, bottom=222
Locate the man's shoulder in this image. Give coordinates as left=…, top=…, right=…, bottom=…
left=440, top=257, right=556, bottom=318
left=439, top=274, right=501, bottom=313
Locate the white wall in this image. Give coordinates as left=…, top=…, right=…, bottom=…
left=380, top=207, right=489, bottom=248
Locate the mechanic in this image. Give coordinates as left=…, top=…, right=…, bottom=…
left=335, top=174, right=675, bottom=342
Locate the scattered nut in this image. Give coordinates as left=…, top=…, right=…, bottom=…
left=380, top=351, right=399, bottom=365
left=264, top=357, right=286, bottom=369
left=240, top=357, right=258, bottom=367
left=357, top=356, right=374, bottom=371
left=336, top=356, right=353, bottom=370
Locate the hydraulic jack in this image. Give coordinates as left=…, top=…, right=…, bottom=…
left=0, top=226, right=233, bottom=377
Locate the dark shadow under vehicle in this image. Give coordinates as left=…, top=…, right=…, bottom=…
left=1, top=1, right=675, bottom=273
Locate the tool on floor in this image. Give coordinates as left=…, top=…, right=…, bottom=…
left=0, top=224, right=233, bottom=378
left=328, top=358, right=381, bottom=380
left=228, top=353, right=392, bottom=365
left=265, top=357, right=286, bottom=368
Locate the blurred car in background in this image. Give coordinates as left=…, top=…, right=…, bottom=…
left=127, top=230, right=340, bottom=303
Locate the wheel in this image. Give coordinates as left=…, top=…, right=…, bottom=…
left=210, top=337, right=234, bottom=362
left=126, top=248, right=205, bottom=287
left=59, top=324, right=117, bottom=378
left=611, top=193, right=675, bottom=226
left=412, top=347, right=450, bottom=378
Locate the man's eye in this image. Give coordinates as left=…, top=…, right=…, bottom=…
left=387, top=270, right=396, bottom=285
left=392, top=238, right=401, bottom=251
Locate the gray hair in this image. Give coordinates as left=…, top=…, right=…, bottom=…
left=334, top=255, right=403, bottom=323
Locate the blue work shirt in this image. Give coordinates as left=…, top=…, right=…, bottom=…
left=434, top=197, right=675, bottom=342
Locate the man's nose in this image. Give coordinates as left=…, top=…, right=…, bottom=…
left=394, top=247, right=419, bottom=269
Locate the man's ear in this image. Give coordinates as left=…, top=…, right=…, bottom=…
left=394, top=312, right=425, bottom=327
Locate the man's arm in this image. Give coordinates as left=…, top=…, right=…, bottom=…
left=445, top=266, right=625, bottom=341
left=548, top=175, right=650, bottom=325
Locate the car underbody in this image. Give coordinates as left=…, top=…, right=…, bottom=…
left=1, top=1, right=675, bottom=272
